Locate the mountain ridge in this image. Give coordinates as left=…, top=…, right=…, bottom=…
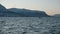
left=8, top=8, right=49, bottom=17
left=0, top=4, right=50, bottom=17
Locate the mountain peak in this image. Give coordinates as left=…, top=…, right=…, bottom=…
left=0, top=4, right=6, bottom=12
left=0, top=4, right=5, bottom=8
left=0, top=4, right=2, bottom=6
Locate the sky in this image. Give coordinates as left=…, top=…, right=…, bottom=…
left=0, top=0, right=60, bottom=15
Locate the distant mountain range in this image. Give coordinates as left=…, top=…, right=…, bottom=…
left=0, top=4, right=60, bottom=17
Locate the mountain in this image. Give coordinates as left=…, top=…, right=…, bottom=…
left=0, top=4, right=49, bottom=17
left=53, top=14, right=60, bottom=17
left=0, top=4, right=21, bottom=17
left=8, top=8, right=49, bottom=17
left=0, top=4, right=6, bottom=16
left=0, top=4, right=6, bottom=12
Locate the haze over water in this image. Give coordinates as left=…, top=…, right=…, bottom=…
left=0, top=0, right=60, bottom=15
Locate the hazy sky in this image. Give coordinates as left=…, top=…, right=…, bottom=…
left=0, top=0, right=60, bottom=15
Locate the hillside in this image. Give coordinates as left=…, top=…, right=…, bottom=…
left=0, top=4, right=49, bottom=17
